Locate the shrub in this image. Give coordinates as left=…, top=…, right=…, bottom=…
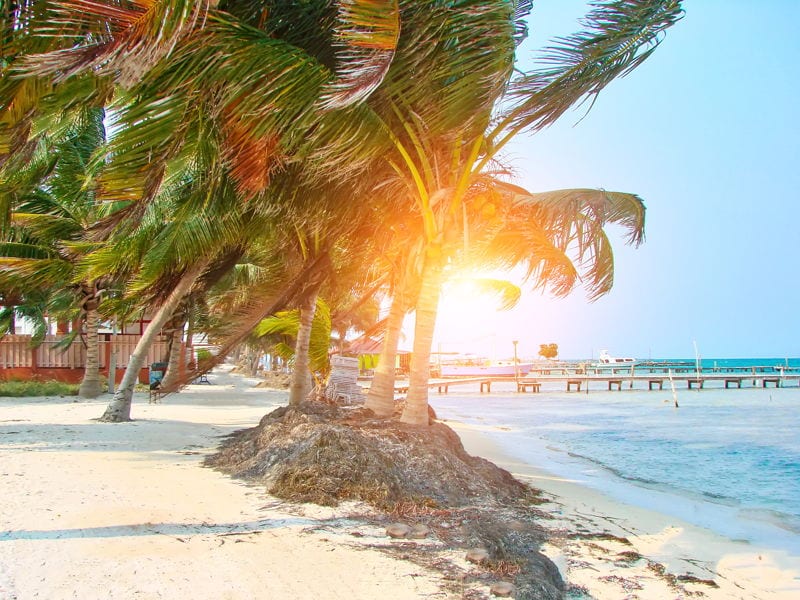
left=0, top=379, right=81, bottom=397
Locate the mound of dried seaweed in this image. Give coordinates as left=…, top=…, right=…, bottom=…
left=207, top=402, right=531, bottom=508
left=205, top=402, right=564, bottom=599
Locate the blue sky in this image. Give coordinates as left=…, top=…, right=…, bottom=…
left=432, top=1, right=800, bottom=360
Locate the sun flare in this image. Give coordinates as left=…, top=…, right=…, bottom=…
left=433, top=271, right=521, bottom=358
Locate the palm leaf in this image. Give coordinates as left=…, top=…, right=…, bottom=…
left=0, top=242, right=56, bottom=260
left=484, top=186, right=646, bottom=300
left=20, top=0, right=215, bottom=87
left=501, top=0, right=684, bottom=137
left=255, top=297, right=332, bottom=373
left=319, top=0, right=401, bottom=110
left=445, top=276, right=522, bottom=310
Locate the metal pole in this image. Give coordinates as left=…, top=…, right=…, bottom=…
left=513, top=340, right=519, bottom=390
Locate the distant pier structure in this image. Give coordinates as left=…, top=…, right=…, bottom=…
left=400, top=362, right=800, bottom=394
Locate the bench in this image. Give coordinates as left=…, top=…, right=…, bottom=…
left=724, top=377, right=742, bottom=388
left=648, top=379, right=664, bottom=390
left=608, top=378, right=623, bottom=391
left=762, top=377, right=781, bottom=388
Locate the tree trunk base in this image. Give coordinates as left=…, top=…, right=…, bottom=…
left=78, top=379, right=104, bottom=399
left=98, top=394, right=133, bottom=422
left=98, top=408, right=132, bottom=423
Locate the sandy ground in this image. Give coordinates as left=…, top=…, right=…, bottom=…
left=0, top=369, right=457, bottom=600
left=1, top=367, right=798, bottom=599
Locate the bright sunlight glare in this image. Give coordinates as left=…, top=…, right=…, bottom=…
left=400, top=266, right=578, bottom=361
left=428, top=271, right=523, bottom=360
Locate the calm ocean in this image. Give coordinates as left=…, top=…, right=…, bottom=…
left=428, top=358, right=800, bottom=555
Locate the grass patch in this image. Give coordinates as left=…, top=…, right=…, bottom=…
left=0, top=379, right=81, bottom=397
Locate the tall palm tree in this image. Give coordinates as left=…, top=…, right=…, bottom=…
left=87, top=181, right=264, bottom=421
left=360, top=1, right=683, bottom=425
left=4, top=2, right=402, bottom=410
left=0, top=107, right=113, bottom=397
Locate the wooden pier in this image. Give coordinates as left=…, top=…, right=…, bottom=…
left=386, top=371, right=800, bottom=395
left=530, top=372, right=796, bottom=392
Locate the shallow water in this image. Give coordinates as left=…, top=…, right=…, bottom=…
left=429, top=381, right=800, bottom=555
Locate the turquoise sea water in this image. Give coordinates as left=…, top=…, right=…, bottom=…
left=428, top=358, right=800, bottom=555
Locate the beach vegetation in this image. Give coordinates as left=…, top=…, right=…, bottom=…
left=0, top=106, right=112, bottom=399
left=539, top=344, right=559, bottom=360
left=207, top=401, right=564, bottom=597
left=0, top=379, right=81, bottom=397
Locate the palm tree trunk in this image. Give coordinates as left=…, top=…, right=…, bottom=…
left=78, top=289, right=103, bottom=398
left=160, top=317, right=186, bottom=390
left=99, top=262, right=206, bottom=422
left=400, top=250, right=443, bottom=426
left=288, top=290, right=319, bottom=407
left=365, top=289, right=409, bottom=417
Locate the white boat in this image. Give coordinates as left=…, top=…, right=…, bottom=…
left=597, top=350, right=637, bottom=365
left=439, top=360, right=533, bottom=377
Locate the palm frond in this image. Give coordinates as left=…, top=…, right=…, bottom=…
left=482, top=186, right=646, bottom=300
left=521, top=188, right=646, bottom=247
left=446, top=276, right=522, bottom=310
left=0, top=242, right=57, bottom=260
left=20, top=0, right=215, bottom=87
left=502, top=0, right=683, bottom=136
left=319, top=0, right=401, bottom=110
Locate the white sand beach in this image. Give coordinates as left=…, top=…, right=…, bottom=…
left=1, top=367, right=798, bottom=599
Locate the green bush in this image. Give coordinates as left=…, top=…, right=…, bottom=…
left=0, top=379, right=81, bottom=397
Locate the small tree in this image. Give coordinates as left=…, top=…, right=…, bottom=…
left=539, top=343, right=558, bottom=360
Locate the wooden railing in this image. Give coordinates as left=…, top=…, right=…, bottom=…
left=1, top=334, right=170, bottom=370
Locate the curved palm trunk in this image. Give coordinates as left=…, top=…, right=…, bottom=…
left=365, top=290, right=409, bottom=417
left=400, top=251, right=443, bottom=426
left=99, top=262, right=206, bottom=422
left=78, top=286, right=103, bottom=398
left=288, top=290, right=319, bottom=407
left=160, top=318, right=186, bottom=390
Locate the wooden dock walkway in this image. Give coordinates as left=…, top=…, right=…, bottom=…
left=531, top=372, right=800, bottom=392
left=385, top=372, right=800, bottom=395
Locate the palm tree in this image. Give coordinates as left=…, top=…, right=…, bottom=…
left=360, top=1, right=683, bottom=425
left=88, top=182, right=264, bottom=421
left=4, top=2, right=403, bottom=409
left=0, top=107, right=112, bottom=398
left=256, top=297, right=333, bottom=403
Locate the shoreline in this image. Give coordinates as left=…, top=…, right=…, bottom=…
left=447, top=418, right=800, bottom=599
left=2, top=370, right=798, bottom=599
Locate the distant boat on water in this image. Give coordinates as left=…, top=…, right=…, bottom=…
left=597, top=350, right=637, bottom=365
left=438, top=359, right=533, bottom=377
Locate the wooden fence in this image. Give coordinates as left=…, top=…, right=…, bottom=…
left=0, top=334, right=174, bottom=383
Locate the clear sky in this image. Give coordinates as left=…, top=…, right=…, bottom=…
left=429, top=0, right=800, bottom=361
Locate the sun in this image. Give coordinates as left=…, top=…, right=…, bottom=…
left=432, top=273, right=518, bottom=357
